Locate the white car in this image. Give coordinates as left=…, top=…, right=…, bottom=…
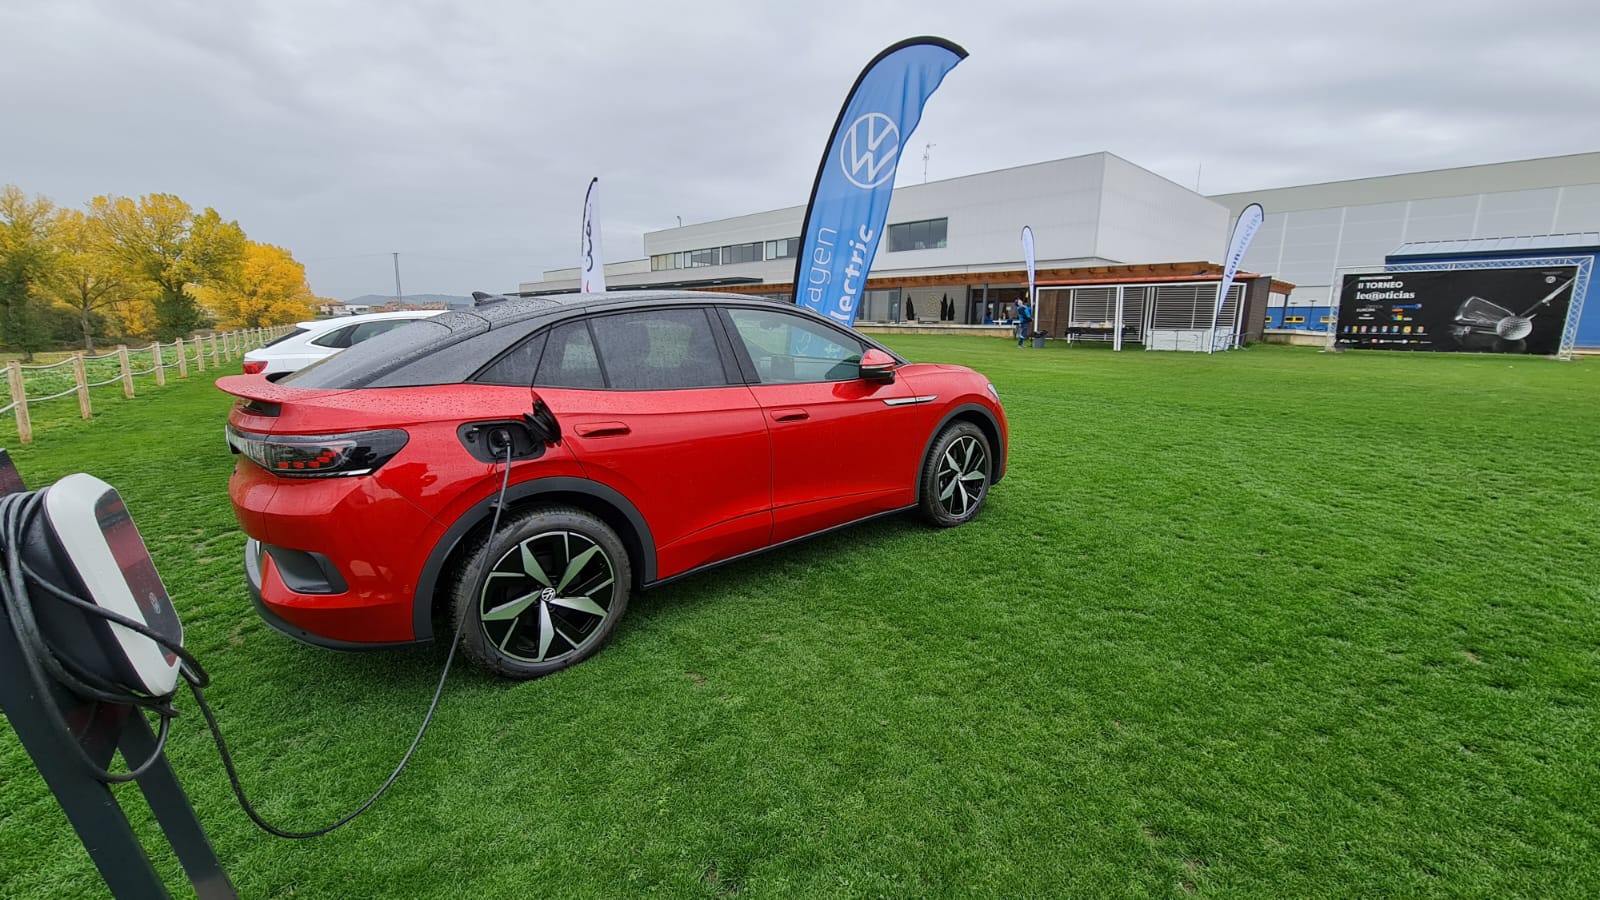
left=242, top=311, right=445, bottom=377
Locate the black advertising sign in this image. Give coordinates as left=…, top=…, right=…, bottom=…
left=1335, top=267, right=1577, bottom=354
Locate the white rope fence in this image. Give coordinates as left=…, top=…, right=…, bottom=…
left=4, top=325, right=293, bottom=444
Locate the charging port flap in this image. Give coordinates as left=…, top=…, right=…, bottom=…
left=457, top=421, right=546, bottom=463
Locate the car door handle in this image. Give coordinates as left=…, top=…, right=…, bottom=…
left=573, top=421, right=631, bottom=438
left=769, top=408, right=810, bottom=423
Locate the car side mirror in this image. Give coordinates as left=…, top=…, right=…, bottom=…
left=860, top=348, right=897, bottom=384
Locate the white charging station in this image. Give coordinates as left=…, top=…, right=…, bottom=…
left=0, top=455, right=234, bottom=899
left=39, top=473, right=183, bottom=695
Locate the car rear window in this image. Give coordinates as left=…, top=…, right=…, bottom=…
left=262, top=327, right=310, bottom=348
left=283, top=318, right=469, bottom=389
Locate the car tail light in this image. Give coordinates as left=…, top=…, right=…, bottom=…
left=242, top=360, right=267, bottom=375
left=225, top=425, right=407, bottom=478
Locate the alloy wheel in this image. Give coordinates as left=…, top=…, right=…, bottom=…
left=936, top=434, right=988, bottom=518
left=478, top=530, right=617, bottom=665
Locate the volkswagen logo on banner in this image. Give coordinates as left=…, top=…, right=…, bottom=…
left=840, top=112, right=901, bottom=189
left=793, top=37, right=967, bottom=327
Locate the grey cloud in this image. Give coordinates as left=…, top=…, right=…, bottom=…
left=3, top=0, right=1596, bottom=299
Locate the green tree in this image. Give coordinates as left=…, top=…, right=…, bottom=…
left=90, top=194, right=246, bottom=341
left=0, top=185, right=59, bottom=360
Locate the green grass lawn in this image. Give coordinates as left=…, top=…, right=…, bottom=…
left=2, top=339, right=1598, bottom=897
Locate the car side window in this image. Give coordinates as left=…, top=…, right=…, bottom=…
left=476, top=331, right=548, bottom=386
left=589, top=308, right=729, bottom=391
left=534, top=321, right=605, bottom=389
left=309, top=324, right=358, bottom=349
left=724, top=308, right=862, bottom=383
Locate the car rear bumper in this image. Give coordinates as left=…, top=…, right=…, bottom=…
left=231, top=458, right=441, bottom=647
left=244, top=539, right=426, bottom=650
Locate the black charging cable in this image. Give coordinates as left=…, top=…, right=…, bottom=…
left=193, top=438, right=515, bottom=838
left=0, top=437, right=517, bottom=838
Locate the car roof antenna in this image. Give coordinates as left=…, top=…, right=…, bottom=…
left=471, top=291, right=512, bottom=307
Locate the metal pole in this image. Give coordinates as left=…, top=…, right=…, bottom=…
left=393, top=252, right=403, bottom=306
left=1233, top=282, right=1246, bottom=349
left=1114, top=285, right=1125, bottom=352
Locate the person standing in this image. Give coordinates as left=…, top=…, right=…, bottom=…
left=1016, top=293, right=1034, bottom=347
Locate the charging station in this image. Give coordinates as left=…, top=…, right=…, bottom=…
left=0, top=450, right=236, bottom=899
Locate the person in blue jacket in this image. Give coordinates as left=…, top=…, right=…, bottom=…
left=1016, top=294, right=1034, bottom=347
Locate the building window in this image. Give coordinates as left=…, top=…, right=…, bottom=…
left=765, top=237, right=800, bottom=260
left=888, top=218, right=948, bottom=252
left=651, top=237, right=799, bottom=272
left=721, top=242, right=762, bottom=265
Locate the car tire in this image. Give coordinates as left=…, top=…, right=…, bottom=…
left=917, top=421, right=993, bottom=527
left=448, top=505, right=632, bottom=680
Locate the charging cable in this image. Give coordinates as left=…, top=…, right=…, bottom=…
left=1, top=437, right=518, bottom=838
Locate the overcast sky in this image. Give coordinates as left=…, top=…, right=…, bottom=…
left=4, top=0, right=1597, bottom=300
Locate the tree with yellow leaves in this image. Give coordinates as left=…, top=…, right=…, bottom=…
left=194, top=241, right=319, bottom=329
left=46, top=208, right=126, bottom=351
left=90, top=193, right=246, bottom=341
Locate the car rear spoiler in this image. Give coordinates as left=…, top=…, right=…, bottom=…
left=215, top=374, right=351, bottom=404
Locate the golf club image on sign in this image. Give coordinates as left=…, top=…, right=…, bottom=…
left=1452, top=278, right=1573, bottom=343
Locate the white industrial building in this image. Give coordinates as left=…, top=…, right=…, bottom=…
left=523, top=152, right=1279, bottom=348
left=518, top=149, right=1600, bottom=346
left=1210, top=151, right=1600, bottom=330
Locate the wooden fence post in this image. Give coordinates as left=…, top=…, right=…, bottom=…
left=72, top=353, right=92, bottom=420
left=176, top=338, right=189, bottom=378
left=7, top=360, right=31, bottom=445
left=210, top=334, right=220, bottom=367
left=117, top=345, right=135, bottom=398
left=152, top=342, right=166, bottom=387
left=193, top=336, right=206, bottom=373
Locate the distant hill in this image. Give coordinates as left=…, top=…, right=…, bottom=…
left=344, top=293, right=474, bottom=309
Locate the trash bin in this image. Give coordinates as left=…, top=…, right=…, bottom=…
left=1031, top=331, right=1046, bottom=349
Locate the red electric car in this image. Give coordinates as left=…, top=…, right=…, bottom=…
left=219, top=292, right=1006, bottom=679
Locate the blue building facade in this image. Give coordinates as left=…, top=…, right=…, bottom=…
left=1264, top=305, right=1333, bottom=331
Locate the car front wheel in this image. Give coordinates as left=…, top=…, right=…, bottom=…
left=917, top=421, right=993, bottom=527
left=448, top=505, right=631, bottom=679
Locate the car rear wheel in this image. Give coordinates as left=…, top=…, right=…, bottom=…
left=448, top=505, right=631, bottom=679
left=917, top=421, right=993, bottom=527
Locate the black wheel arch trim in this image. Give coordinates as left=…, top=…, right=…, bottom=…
left=917, top=403, right=1007, bottom=505
left=411, top=476, right=657, bottom=642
